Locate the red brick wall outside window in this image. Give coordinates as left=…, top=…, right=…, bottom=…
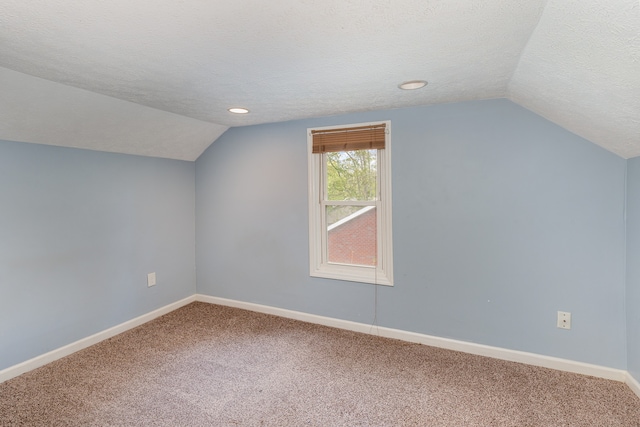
left=327, top=207, right=376, bottom=266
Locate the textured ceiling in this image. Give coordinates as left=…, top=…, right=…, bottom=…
left=0, top=0, right=638, bottom=160
left=510, top=0, right=640, bottom=158
left=0, top=67, right=228, bottom=161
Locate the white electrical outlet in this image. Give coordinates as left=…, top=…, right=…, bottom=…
left=557, top=311, right=571, bottom=330
left=147, top=272, right=157, bottom=287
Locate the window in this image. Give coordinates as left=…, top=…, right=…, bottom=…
left=307, top=121, right=393, bottom=285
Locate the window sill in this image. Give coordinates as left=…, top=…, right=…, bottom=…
left=310, top=264, right=393, bottom=286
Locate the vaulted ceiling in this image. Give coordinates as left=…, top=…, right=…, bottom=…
left=0, top=0, right=638, bottom=161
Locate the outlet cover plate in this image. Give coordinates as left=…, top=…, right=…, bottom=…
left=557, top=311, right=571, bottom=329
left=147, top=272, right=157, bottom=287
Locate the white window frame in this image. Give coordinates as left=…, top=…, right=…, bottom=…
left=307, top=120, right=393, bottom=286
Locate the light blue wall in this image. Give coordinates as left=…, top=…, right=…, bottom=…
left=626, top=158, right=640, bottom=380
left=0, top=140, right=196, bottom=371
left=196, top=99, right=627, bottom=369
left=2, top=98, right=630, bottom=374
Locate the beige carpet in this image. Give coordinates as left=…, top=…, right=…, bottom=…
left=1, top=302, right=638, bottom=426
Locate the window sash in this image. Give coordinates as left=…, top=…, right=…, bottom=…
left=322, top=201, right=379, bottom=267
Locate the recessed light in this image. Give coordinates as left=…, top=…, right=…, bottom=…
left=228, top=107, right=250, bottom=114
left=398, top=80, right=428, bottom=90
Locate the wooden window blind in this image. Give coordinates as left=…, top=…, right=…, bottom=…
left=311, top=123, right=386, bottom=154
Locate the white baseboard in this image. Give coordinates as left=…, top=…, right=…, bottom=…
left=0, top=295, right=196, bottom=384
left=627, top=373, right=640, bottom=400
left=196, top=294, right=628, bottom=383
left=2, top=293, right=635, bottom=397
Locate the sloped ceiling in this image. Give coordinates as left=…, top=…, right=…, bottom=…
left=510, top=0, right=640, bottom=158
left=0, top=0, right=637, bottom=161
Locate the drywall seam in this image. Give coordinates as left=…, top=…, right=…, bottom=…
left=197, top=295, right=628, bottom=382
left=0, top=296, right=196, bottom=383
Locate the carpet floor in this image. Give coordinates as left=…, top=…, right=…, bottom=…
left=1, top=302, right=639, bottom=426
